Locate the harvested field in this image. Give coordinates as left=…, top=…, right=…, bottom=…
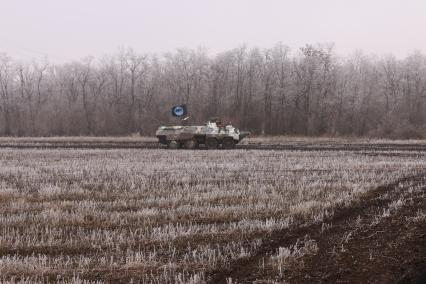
left=1, top=136, right=426, bottom=152
left=0, top=142, right=425, bottom=283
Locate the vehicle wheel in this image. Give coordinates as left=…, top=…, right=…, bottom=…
left=206, top=138, right=218, bottom=149
left=222, top=138, right=236, bottom=149
left=184, top=139, right=198, bottom=149
left=168, top=140, right=179, bottom=149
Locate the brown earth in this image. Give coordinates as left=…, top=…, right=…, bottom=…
left=1, top=141, right=426, bottom=283
left=2, top=139, right=426, bottom=152
left=207, top=174, right=426, bottom=284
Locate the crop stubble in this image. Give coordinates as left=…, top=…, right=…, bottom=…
left=0, top=148, right=425, bottom=283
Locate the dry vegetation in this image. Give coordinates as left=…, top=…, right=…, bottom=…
left=1, top=135, right=426, bottom=145
left=1, top=135, right=426, bottom=150
left=243, top=136, right=426, bottom=145
left=0, top=148, right=425, bottom=283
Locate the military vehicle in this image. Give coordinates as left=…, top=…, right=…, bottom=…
left=155, top=118, right=250, bottom=149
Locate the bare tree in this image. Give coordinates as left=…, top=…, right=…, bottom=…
left=0, top=54, right=14, bottom=135
left=0, top=45, right=425, bottom=138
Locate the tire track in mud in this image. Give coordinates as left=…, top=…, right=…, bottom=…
left=207, top=173, right=426, bottom=283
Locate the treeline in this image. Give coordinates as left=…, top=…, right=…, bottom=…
left=1, top=44, right=426, bottom=138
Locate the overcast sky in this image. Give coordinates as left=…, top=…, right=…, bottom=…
left=1, top=0, right=425, bottom=62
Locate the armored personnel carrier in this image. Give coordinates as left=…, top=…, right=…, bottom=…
left=155, top=118, right=249, bottom=149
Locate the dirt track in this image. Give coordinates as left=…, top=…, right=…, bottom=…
left=2, top=140, right=426, bottom=152
left=207, top=173, right=426, bottom=284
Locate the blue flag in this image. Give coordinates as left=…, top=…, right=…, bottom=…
left=171, top=105, right=188, bottom=117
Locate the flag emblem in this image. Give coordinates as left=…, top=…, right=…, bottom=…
left=171, top=105, right=187, bottom=117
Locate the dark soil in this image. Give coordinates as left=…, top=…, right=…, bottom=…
left=2, top=140, right=426, bottom=152
left=207, top=174, right=426, bottom=284
left=2, top=141, right=426, bottom=283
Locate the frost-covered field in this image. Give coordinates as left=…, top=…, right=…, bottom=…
left=0, top=149, right=425, bottom=283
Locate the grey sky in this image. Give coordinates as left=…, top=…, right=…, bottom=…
left=1, top=0, right=425, bottom=62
